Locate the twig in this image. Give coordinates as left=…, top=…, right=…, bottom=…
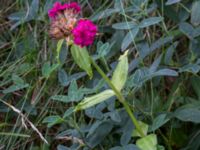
left=0, top=99, right=48, bottom=144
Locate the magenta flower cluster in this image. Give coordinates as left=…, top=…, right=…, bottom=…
left=48, top=2, right=81, bottom=18
left=48, top=2, right=97, bottom=47
left=72, top=19, right=98, bottom=47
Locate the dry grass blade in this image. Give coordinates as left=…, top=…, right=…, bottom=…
left=55, top=136, right=85, bottom=145
left=0, top=99, right=48, bottom=144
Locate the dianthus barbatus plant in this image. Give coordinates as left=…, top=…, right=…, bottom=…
left=48, top=2, right=155, bottom=150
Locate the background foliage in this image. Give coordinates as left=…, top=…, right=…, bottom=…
left=1, top=0, right=200, bottom=149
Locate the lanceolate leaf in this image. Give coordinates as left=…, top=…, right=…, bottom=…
left=71, top=45, right=93, bottom=78
left=112, top=22, right=137, bottom=30
left=191, top=1, right=200, bottom=26
left=121, top=27, right=139, bottom=51
left=75, top=90, right=115, bottom=111
left=174, top=108, right=200, bottom=123
left=111, top=51, right=129, bottom=91
left=139, top=17, right=163, bottom=28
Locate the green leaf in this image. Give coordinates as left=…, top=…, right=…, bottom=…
left=191, top=1, right=200, bottom=26
left=71, top=45, right=93, bottom=78
left=42, top=62, right=59, bottom=78
left=136, top=134, right=157, bottom=150
left=111, top=51, right=129, bottom=91
left=149, top=114, right=170, bottom=132
left=3, top=84, right=29, bottom=94
left=51, top=81, right=84, bottom=103
left=51, top=95, right=70, bottom=103
left=132, top=121, right=148, bottom=137
left=63, top=107, right=74, bottom=118
left=174, top=108, right=200, bottom=123
left=179, top=22, right=200, bottom=39
left=12, top=74, right=24, bottom=85
left=86, top=120, right=113, bottom=148
left=90, top=8, right=120, bottom=21
left=154, top=69, right=178, bottom=76
left=97, top=42, right=112, bottom=57
left=58, top=69, right=68, bottom=87
left=42, top=115, right=64, bottom=128
left=139, top=17, right=163, bottom=28
left=75, top=89, right=115, bottom=111
left=68, top=80, right=84, bottom=101
left=165, top=0, right=181, bottom=5
left=179, top=64, right=200, bottom=73
left=112, top=22, right=137, bottom=30
left=121, top=27, right=139, bottom=51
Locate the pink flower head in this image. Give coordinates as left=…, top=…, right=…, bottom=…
left=48, top=2, right=81, bottom=18
left=48, top=2, right=62, bottom=18
left=63, top=2, right=81, bottom=13
left=72, top=19, right=98, bottom=47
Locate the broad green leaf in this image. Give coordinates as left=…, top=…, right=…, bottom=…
left=8, top=11, right=26, bottom=21
left=132, top=121, right=148, bottom=137
left=179, top=22, right=194, bottom=39
left=9, top=0, right=39, bottom=30
left=12, top=74, right=24, bottom=85
left=112, top=22, right=137, bottom=30
left=97, top=42, right=113, bottom=57
left=120, top=119, right=134, bottom=145
left=149, top=114, right=170, bottom=132
left=75, top=90, right=115, bottom=111
left=179, top=22, right=200, bottom=39
left=128, top=67, right=178, bottom=88
left=3, top=84, right=29, bottom=94
left=52, top=81, right=83, bottom=103
left=58, top=69, right=68, bottom=86
left=164, top=42, right=178, bottom=65
left=42, top=115, right=64, bottom=128
left=179, top=64, right=200, bottom=73
left=111, top=51, right=129, bottom=91
left=51, top=95, right=69, bottom=103
left=68, top=80, right=84, bottom=101
left=166, top=0, right=181, bottom=5
left=174, top=108, right=200, bottom=123
left=28, top=0, right=39, bottom=19
left=191, top=1, right=200, bottom=26
left=136, top=134, right=157, bottom=150
left=139, top=17, right=163, bottom=28
left=86, top=120, right=113, bottom=148
left=90, top=8, right=120, bottom=21
left=121, top=27, right=139, bottom=51
left=71, top=45, right=93, bottom=78
left=42, top=62, right=59, bottom=78
left=63, top=107, right=75, bottom=118
left=150, top=36, right=173, bottom=52
left=154, top=69, right=178, bottom=76
left=149, top=55, right=162, bottom=73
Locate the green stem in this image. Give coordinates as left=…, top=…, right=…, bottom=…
left=90, top=57, right=145, bottom=138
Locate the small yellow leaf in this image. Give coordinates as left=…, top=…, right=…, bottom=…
left=75, top=89, right=115, bottom=111
left=111, top=50, right=129, bottom=91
